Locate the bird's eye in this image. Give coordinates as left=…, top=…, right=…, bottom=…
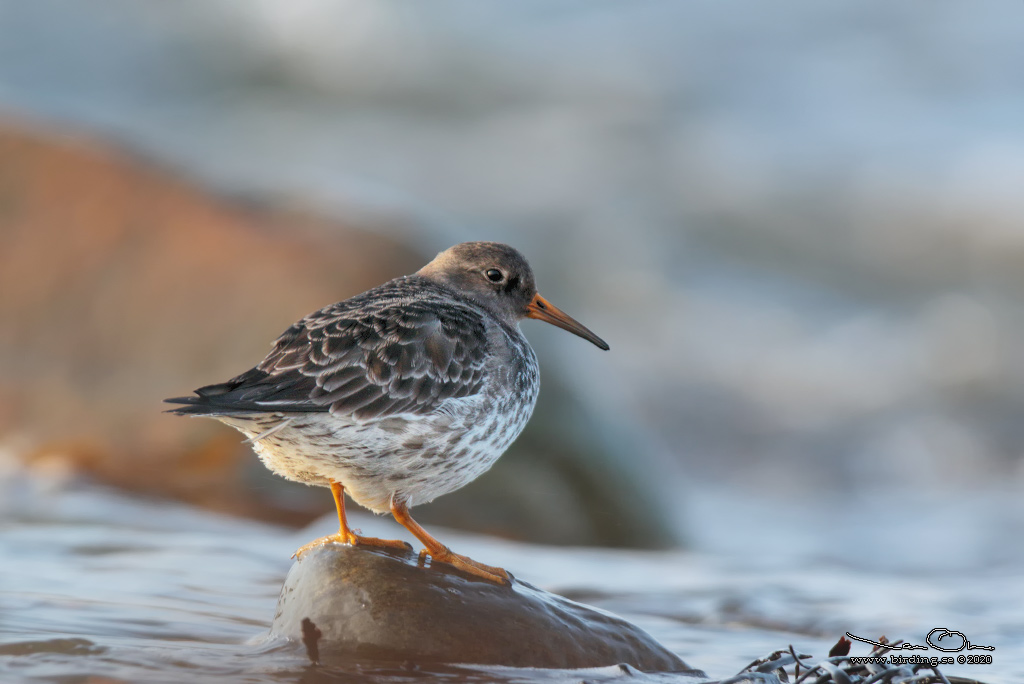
left=485, top=269, right=504, bottom=282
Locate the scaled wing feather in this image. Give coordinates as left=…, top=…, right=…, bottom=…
left=199, top=280, right=492, bottom=420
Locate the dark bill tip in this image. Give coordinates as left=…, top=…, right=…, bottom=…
left=526, top=294, right=609, bottom=350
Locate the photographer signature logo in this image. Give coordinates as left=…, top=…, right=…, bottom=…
left=846, top=629, right=994, bottom=653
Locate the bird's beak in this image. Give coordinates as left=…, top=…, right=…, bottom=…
left=526, top=293, right=609, bottom=350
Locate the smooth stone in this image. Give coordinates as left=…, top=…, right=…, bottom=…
left=268, top=544, right=699, bottom=673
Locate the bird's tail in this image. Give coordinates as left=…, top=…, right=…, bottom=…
left=164, top=373, right=262, bottom=416
left=163, top=393, right=246, bottom=416
left=165, top=367, right=320, bottom=416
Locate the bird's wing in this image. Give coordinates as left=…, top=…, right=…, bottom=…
left=171, top=292, right=491, bottom=421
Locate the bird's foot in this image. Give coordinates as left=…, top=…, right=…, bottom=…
left=293, top=533, right=345, bottom=559
left=348, top=531, right=413, bottom=553
left=422, top=545, right=512, bottom=586
left=292, top=532, right=412, bottom=559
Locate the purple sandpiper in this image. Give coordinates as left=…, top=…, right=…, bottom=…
left=166, top=241, right=608, bottom=584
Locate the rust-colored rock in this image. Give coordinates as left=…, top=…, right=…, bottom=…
left=0, top=117, right=422, bottom=524
left=268, top=544, right=699, bottom=673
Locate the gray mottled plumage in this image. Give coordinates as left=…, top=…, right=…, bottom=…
left=177, top=278, right=494, bottom=420
left=166, top=242, right=606, bottom=516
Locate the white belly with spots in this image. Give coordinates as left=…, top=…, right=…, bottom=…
left=217, top=385, right=536, bottom=514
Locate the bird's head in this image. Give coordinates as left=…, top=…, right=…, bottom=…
left=417, top=241, right=609, bottom=350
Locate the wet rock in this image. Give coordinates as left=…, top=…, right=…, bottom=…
left=269, top=544, right=698, bottom=673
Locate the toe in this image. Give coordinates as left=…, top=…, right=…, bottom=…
left=349, top=533, right=413, bottom=552
left=293, top=533, right=345, bottom=558
left=425, top=549, right=511, bottom=586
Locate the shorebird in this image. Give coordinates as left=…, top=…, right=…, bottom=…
left=166, top=242, right=608, bottom=584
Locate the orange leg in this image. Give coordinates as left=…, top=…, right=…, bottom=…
left=390, top=498, right=511, bottom=586
left=293, top=480, right=412, bottom=558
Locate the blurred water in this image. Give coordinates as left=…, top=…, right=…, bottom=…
left=2, top=4, right=1023, bottom=681
left=1, top=462, right=1021, bottom=683
left=3, top=1, right=1024, bottom=507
